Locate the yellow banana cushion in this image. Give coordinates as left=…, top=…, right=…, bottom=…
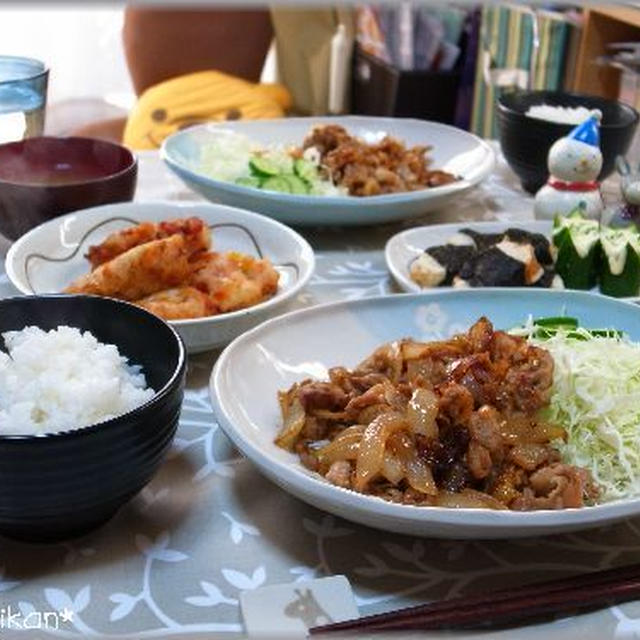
left=123, top=70, right=292, bottom=150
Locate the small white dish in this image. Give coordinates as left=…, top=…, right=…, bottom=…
left=161, top=116, right=495, bottom=227
left=386, top=220, right=551, bottom=293
left=5, top=201, right=315, bottom=354
left=210, top=289, right=640, bottom=539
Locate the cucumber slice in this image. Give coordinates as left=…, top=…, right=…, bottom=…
left=532, top=329, right=560, bottom=340
left=599, top=226, right=640, bottom=297
left=235, top=176, right=262, bottom=189
left=587, top=329, right=624, bottom=338
left=533, top=316, right=579, bottom=329
left=261, top=176, right=292, bottom=193
left=532, top=326, right=623, bottom=341
left=283, top=174, right=310, bottom=195
left=249, top=156, right=282, bottom=177
left=552, top=213, right=600, bottom=290
left=294, top=157, right=318, bottom=183
left=563, top=329, right=624, bottom=340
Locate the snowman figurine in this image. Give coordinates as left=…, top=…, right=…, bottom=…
left=534, top=110, right=604, bottom=220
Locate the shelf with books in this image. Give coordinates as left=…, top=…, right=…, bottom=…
left=470, top=5, right=581, bottom=140
left=574, top=6, right=640, bottom=100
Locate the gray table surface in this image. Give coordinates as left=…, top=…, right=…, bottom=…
left=0, top=149, right=636, bottom=640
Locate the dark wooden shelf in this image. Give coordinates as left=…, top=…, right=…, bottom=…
left=574, top=6, right=640, bottom=100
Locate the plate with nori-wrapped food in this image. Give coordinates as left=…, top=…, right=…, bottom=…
left=386, top=220, right=562, bottom=294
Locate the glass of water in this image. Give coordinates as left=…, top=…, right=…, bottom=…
left=0, top=55, right=48, bottom=144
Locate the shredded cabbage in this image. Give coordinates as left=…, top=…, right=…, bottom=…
left=197, top=131, right=256, bottom=182
left=525, top=327, right=640, bottom=502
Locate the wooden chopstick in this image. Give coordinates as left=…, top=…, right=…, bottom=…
left=310, top=562, right=640, bottom=635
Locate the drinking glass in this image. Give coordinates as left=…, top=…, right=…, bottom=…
left=0, top=55, right=49, bottom=143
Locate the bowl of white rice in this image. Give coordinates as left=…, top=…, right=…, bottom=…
left=497, top=90, right=638, bottom=193
left=0, top=294, right=186, bottom=542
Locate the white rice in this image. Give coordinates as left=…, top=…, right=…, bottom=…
left=0, top=326, right=155, bottom=436
left=525, top=104, right=594, bottom=125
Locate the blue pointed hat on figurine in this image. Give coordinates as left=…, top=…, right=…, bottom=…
left=534, top=109, right=604, bottom=220
left=568, top=112, right=600, bottom=147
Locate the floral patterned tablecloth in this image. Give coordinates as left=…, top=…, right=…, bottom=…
left=0, top=149, right=636, bottom=640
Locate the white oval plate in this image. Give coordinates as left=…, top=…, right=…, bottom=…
left=161, top=116, right=495, bottom=227
left=386, top=220, right=552, bottom=293
left=5, top=201, right=315, bottom=354
left=211, top=289, right=640, bottom=539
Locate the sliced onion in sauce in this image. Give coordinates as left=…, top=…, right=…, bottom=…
left=407, top=387, right=439, bottom=440
left=275, top=396, right=306, bottom=451
left=388, top=341, right=403, bottom=384
left=355, top=412, right=407, bottom=491
left=381, top=450, right=405, bottom=484
left=357, top=403, right=390, bottom=425
left=500, top=415, right=566, bottom=445
left=401, top=339, right=467, bottom=361
left=392, top=432, right=437, bottom=496
left=316, top=425, right=365, bottom=464
left=436, top=489, right=507, bottom=510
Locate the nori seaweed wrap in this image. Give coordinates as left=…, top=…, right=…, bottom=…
left=599, top=226, right=640, bottom=297
left=457, top=228, right=503, bottom=251
left=552, top=211, right=600, bottom=290
left=458, top=246, right=527, bottom=287
left=410, top=245, right=475, bottom=287
left=425, top=245, right=475, bottom=285
left=504, top=228, right=553, bottom=265
left=411, top=224, right=562, bottom=291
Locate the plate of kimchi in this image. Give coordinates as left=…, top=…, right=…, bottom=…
left=211, top=289, right=640, bottom=538
left=161, top=116, right=495, bottom=227
left=5, top=201, right=315, bottom=353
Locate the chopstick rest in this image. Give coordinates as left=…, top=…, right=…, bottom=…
left=240, top=575, right=358, bottom=638
left=310, top=563, right=640, bottom=635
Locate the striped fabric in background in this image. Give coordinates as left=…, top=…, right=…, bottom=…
left=471, top=4, right=580, bottom=139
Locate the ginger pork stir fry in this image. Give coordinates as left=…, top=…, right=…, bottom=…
left=276, top=318, right=598, bottom=510
left=65, top=217, right=279, bottom=320
left=301, top=125, right=458, bottom=196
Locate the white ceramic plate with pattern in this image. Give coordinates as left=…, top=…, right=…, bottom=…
left=161, top=116, right=495, bottom=226
left=5, top=201, right=315, bottom=354
left=211, top=289, right=640, bottom=539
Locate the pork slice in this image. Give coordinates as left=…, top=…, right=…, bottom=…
left=448, top=353, right=497, bottom=406
left=467, top=441, right=492, bottom=479
left=298, top=382, right=348, bottom=412
left=508, top=443, right=560, bottom=471
left=468, top=405, right=504, bottom=457
left=325, top=460, right=352, bottom=489
left=490, top=330, right=523, bottom=362
left=511, top=463, right=595, bottom=510
left=407, top=357, right=448, bottom=386
left=467, top=316, right=494, bottom=353
left=349, top=372, right=390, bottom=392
left=437, top=382, right=474, bottom=426
left=345, top=381, right=405, bottom=415
left=499, top=344, right=554, bottom=413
